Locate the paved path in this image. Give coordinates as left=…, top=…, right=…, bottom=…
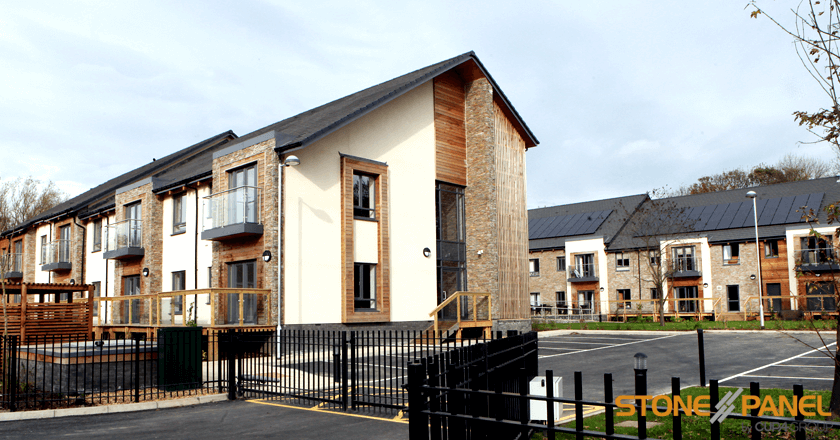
left=0, top=399, right=408, bottom=440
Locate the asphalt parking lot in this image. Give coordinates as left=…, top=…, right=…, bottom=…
left=537, top=330, right=838, bottom=402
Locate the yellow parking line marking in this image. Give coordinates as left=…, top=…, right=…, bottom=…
left=249, top=400, right=409, bottom=424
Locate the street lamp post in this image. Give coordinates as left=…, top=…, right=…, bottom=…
left=746, top=191, right=765, bottom=329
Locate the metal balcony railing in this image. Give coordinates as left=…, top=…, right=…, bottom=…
left=202, top=186, right=262, bottom=232
left=105, top=219, right=142, bottom=251
left=1, top=253, right=22, bottom=277
left=799, top=247, right=835, bottom=265
left=670, top=256, right=701, bottom=274
left=44, top=239, right=71, bottom=266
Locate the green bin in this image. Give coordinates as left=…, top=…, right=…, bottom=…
left=157, top=327, right=203, bottom=391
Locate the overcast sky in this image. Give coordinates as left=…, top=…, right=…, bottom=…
left=1, top=1, right=834, bottom=209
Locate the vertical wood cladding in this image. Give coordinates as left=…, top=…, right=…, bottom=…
left=493, top=102, right=529, bottom=320
left=434, top=71, right=467, bottom=186
left=760, top=239, right=790, bottom=310
left=340, top=156, right=390, bottom=323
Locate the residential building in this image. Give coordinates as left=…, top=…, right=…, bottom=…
left=0, top=52, right=538, bottom=336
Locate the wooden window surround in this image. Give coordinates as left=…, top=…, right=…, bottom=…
left=341, top=154, right=390, bottom=323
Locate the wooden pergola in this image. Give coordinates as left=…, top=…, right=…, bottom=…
left=0, top=281, right=94, bottom=342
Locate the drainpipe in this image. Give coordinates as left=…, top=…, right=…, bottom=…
left=48, top=223, right=52, bottom=284
left=189, top=183, right=200, bottom=324
left=104, top=216, right=109, bottom=323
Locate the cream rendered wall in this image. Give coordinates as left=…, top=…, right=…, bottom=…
left=564, top=237, right=607, bottom=311
left=34, top=224, right=51, bottom=283
left=161, top=187, right=214, bottom=325
left=84, top=215, right=116, bottom=321
left=283, top=81, right=437, bottom=325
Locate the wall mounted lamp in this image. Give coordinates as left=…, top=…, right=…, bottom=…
left=422, top=247, right=431, bottom=258
left=599, top=287, right=605, bottom=292
left=703, top=283, right=709, bottom=288
left=283, top=155, right=301, bottom=167
left=750, top=274, right=756, bottom=280
left=70, top=279, right=76, bottom=285
left=142, top=268, right=149, bottom=277
left=263, top=250, right=272, bottom=262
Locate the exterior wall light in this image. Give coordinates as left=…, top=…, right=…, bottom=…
left=283, top=155, right=301, bottom=167
left=599, top=287, right=605, bottom=292
left=703, top=283, right=709, bottom=288
left=263, top=250, right=272, bottom=262
left=423, top=247, right=431, bottom=258
left=750, top=274, right=756, bottom=280
left=70, top=279, right=76, bottom=285
left=142, top=268, right=149, bottom=277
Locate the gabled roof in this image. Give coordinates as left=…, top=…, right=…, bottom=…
left=224, top=51, right=539, bottom=155
left=606, top=176, right=840, bottom=251
left=1, top=131, right=237, bottom=235
left=529, top=194, right=648, bottom=251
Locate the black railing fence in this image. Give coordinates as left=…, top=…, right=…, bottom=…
left=0, top=329, right=228, bottom=411
left=408, top=366, right=840, bottom=440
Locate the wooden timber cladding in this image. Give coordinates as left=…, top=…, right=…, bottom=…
left=434, top=71, right=467, bottom=186
left=340, top=156, right=390, bottom=323
left=0, top=282, right=94, bottom=342
left=494, top=102, right=530, bottom=320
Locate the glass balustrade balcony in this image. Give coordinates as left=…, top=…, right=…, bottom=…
left=103, top=219, right=144, bottom=260
left=201, top=186, right=263, bottom=241
left=42, top=239, right=72, bottom=271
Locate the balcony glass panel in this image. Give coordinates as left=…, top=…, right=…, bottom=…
left=44, top=239, right=71, bottom=265
left=105, top=219, right=143, bottom=251
left=202, top=186, right=262, bottom=231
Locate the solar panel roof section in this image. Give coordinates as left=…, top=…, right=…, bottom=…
left=528, top=217, right=553, bottom=239
left=694, top=205, right=717, bottom=231
left=716, top=202, right=742, bottom=230
left=804, top=192, right=825, bottom=217
left=558, top=212, right=586, bottom=236
left=744, top=199, right=767, bottom=228
left=527, top=218, right=546, bottom=239
left=566, top=212, right=593, bottom=236
left=546, top=214, right=575, bottom=238
left=757, top=197, right=781, bottom=226
left=731, top=202, right=753, bottom=228
left=771, top=196, right=796, bottom=225
left=702, top=204, right=729, bottom=231
left=588, top=210, right=613, bottom=233
left=785, top=194, right=812, bottom=223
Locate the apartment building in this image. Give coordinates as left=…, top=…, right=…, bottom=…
left=529, top=177, right=840, bottom=320
left=0, top=51, right=538, bottom=334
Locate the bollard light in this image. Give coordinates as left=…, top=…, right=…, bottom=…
left=634, top=352, right=648, bottom=371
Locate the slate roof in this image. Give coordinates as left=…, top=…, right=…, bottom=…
left=528, top=194, right=648, bottom=251
left=224, top=51, right=539, bottom=155
left=1, top=131, right=237, bottom=235
left=606, top=176, right=840, bottom=251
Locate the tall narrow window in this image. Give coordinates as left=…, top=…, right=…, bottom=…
left=727, top=285, right=740, bottom=312
left=40, top=235, right=47, bottom=264
left=436, top=182, right=467, bottom=320
left=648, top=250, right=660, bottom=266
left=92, top=220, right=102, bottom=252
left=171, top=271, right=185, bottom=315
left=556, top=256, right=566, bottom=271
left=228, top=165, right=258, bottom=225
left=125, top=201, right=142, bottom=248
left=206, top=267, right=212, bottom=304
left=123, top=275, right=141, bottom=324
left=353, top=173, right=375, bottom=219
left=227, top=260, right=256, bottom=324
left=354, top=263, right=377, bottom=310
left=173, top=193, right=187, bottom=234
left=13, top=240, right=21, bottom=272
left=530, top=293, right=540, bottom=307
left=92, top=281, right=101, bottom=317
left=58, top=225, right=71, bottom=263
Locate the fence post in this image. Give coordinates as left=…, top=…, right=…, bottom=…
left=8, top=335, right=17, bottom=412
left=133, top=334, right=141, bottom=403
left=350, top=331, right=356, bottom=410
left=519, top=368, right=529, bottom=440
left=794, top=384, right=805, bottom=440
left=341, top=331, right=348, bottom=411
left=697, top=329, right=706, bottom=387
left=750, top=382, right=760, bottom=440
left=710, top=379, right=720, bottom=440
left=604, top=373, right=613, bottom=438
left=227, top=330, right=237, bottom=400
left=408, top=361, right=428, bottom=440
left=672, top=377, right=682, bottom=440
left=575, top=371, right=583, bottom=440
left=547, top=370, right=556, bottom=440
left=448, top=351, right=465, bottom=440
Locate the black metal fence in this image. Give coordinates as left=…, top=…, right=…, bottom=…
left=407, top=365, right=840, bottom=440
left=0, top=328, right=228, bottom=411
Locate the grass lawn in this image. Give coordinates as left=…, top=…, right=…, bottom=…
left=532, top=386, right=839, bottom=439
left=532, top=319, right=838, bottom=332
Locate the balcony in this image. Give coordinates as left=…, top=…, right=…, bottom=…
left=670, top=256, right=701, bottom=278
left=1, top=253, right=22, bottom=279
left=103, top=219, right=144, bottom=260
left=201, top=186, right=263, bottom=241
left=568, top=263, right=598, bottom=282
left=41, top=239, right=72, bottom=271
left=798, top=248, right=839, bottom=272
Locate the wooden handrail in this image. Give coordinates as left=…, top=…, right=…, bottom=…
left=429, top=291, right=491, bottom=340
left=741, top=294, right=836, bottom=320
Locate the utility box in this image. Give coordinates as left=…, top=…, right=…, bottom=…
left=158, top=327, right=203, bottom=391
left=530, top=376, right=563, bottom=422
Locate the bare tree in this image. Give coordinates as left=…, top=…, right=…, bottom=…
left=0, top=176, right=67, bottom=232
left=621, top=189, right=699, bottom=326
